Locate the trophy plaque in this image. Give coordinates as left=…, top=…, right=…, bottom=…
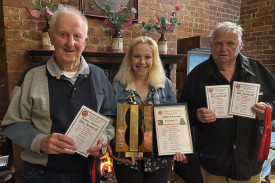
left=115, top=103, right=153, bottom=158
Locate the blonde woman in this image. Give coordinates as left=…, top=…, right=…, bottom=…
left=112, top=36, right=186, bottom=183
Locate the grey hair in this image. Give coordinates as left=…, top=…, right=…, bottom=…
left=49, top=6, right=88, bottom=37
left=211, top=22, right=243, bottom=45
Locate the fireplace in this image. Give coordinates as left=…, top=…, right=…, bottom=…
left=100, top=145, right=115, bottom=183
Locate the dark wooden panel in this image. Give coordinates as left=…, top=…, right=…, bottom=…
left=28, top=50, right=185, bottom=82
left=176, top=36, right=210, bottom=100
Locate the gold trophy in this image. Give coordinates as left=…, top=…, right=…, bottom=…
left=115, top=91, right=153, bottom=158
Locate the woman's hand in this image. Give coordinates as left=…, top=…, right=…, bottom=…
left=114, top=155, right=142, bottom=165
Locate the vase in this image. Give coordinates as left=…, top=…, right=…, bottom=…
left=112, top=30, right=123, bottom=53
left=158, top=33, right=167, bottom=54
left=41, top=23, right=54, bottom=50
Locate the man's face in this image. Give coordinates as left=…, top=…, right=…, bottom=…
left=210, top=30, right=242, bottom=65
left=49, top=13, right=88, bottom=68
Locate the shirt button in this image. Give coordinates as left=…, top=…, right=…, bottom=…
left=74, top=88, right=77, bottom=91
left=233, top=144, right=236, bottom=150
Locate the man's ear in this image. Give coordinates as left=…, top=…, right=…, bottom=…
left=239, top=41, right=244, bottom=50
left=84, top=36, right=89, bottom=46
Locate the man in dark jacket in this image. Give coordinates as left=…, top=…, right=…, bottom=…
left=180, top=21, right=275, bottom=183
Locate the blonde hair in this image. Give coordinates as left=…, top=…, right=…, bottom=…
left=114, top=36, right=166, bottom=89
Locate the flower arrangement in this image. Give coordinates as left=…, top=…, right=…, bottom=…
left=104, top=4, right=137, bottom=35
left=142, top=6, right=181, bottom=35
left=25, top=0, right=63, bottom=30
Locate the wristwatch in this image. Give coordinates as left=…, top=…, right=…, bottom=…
left=101, top=145, right=107, bottom=156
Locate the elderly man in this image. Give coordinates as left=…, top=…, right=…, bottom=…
left=1, top=6, right=116, bottom=183
left=180, top=22, right=275, bottom=183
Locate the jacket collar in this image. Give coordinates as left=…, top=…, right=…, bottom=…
left=46, top=54, right=90, bottom=79
left=205, top=53, right=256, bottom=79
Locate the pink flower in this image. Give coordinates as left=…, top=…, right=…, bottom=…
left=156, top=14, right=160, bottom=22
left=175, top=6, right=180, bottom=11
left=156, top=21, right=161, bottom=28
left=172, top=11, right=176, bottom=17
left=25, top=7, right=31, bottom=15
left=158, top=28, right=165, bottom=34
left=128, top=13, right=135, bottom=19
left=31, top=10, right=41, bottom=18
left=170, top=26, right=175, bottom=30
left=118, top=4, right=126, bottom=12
left=43, top=9, right=54, bottom=16
left=123, top=19, right=133, bottom=30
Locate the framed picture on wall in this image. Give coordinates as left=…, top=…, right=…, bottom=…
left=80, top=0, right=138, bottom=20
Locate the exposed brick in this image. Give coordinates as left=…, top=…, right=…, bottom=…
left=150, top=2, right=162, bottom=11
left=3, top=7, right=20, bottom=20
left=4, top=19, right=22, bottom=29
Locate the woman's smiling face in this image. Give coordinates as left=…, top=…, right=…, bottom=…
left=131, top=43, right=153, bottom=79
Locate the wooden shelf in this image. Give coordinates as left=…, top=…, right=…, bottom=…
left=27, top=50, right=185, bottom=64
left=27, top=50, right=185, bottom=82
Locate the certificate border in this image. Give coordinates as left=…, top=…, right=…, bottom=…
left=229, top=81, right=260, bottom=118
left=66, top=105, right=110, bottom=157
left=154, top=103, right=194, bottom=156
left=205, top=85, right=233, bottom=118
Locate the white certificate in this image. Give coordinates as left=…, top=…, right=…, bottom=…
left=154, top=104, right=193, bottom=156
left=205, top=85, right=233, bottom=118
left=65, top=105, right=110, bottom=157
left=229, top=81, right=260, bottom=118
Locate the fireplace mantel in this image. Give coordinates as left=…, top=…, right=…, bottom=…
left=28, top=50, right=185, bottom=82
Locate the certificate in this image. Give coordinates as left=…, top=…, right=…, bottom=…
left=154, top=104, right=193, bottom=156
left=229, top=81, right=261, bottom=118
left=65, top=105, right=110, bottom=157
left=205, top=85, right=233, bottom=118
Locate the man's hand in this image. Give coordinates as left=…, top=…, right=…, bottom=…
left=197, top=107, right=216, bottom=123
left=87, top=137, right=107, bottom=158
left=252, top=102, right=266, bottom=120
left=40, top=133, right=77, bottom=154
left=173, top=152, right=187, bottom=162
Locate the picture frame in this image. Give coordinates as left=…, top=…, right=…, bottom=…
left=80, top=0, right=138, bottom=20
left=154, top=103, right=194, bottom=156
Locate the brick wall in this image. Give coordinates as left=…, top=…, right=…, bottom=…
left=240, top=0, right=275, bottom=76
left=2, top=0, right=242, bottom=100
left=0, top=0, right=9, bottom=119
left=2, top=0, right=275, bottom=182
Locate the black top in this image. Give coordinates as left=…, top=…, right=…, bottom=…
left=180, top=53, right=275, bottom=180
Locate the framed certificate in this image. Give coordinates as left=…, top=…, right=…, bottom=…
left=154, top=104, right=194, bottom=156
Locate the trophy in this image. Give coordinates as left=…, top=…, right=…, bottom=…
left=115, top=91, right=153, bottom=158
